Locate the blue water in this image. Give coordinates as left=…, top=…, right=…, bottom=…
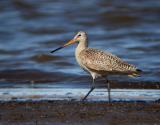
left=0, top=0, right=160, bottom=82
left=0, top=0, right=160, bottom=101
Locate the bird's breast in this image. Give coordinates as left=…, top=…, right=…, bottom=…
left=75, top=51, right=89, bottom=73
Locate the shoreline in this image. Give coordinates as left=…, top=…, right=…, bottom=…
left=0, top=88, right=159, bottom=102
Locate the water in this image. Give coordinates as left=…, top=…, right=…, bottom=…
left=0, top=88, right=159, bottom=102
left=0, top=0, right=160, bottom=101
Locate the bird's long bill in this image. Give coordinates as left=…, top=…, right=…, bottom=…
left=50, top=39, right=76, bottom=53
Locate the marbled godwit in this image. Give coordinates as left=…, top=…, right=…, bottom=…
left=51, top=31, right=142, bottom=102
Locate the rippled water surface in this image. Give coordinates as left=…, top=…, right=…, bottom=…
left=0, top=0, right=160, bottom=93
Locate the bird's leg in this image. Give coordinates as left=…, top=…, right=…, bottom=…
left=82, top=78, right=95, bottom=101
left=105, top=78, right=111, bottom=102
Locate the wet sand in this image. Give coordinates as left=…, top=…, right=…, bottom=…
left=0, top=100, right=160, bottom=125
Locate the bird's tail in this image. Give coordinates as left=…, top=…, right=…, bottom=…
left=128, top=69, right=142, bottom=77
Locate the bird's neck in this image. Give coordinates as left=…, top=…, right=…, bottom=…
left=75, top=39, right=88, bottom=55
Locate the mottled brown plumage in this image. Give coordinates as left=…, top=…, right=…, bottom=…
left=79, top=48, right=137, bottom=75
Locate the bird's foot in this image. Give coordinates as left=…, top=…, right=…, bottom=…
left=81, top=97, right=87, bottom=102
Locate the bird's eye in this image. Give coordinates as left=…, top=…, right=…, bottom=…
left=78, top=34, right=81, bottom=37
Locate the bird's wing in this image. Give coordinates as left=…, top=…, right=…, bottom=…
left=79, top=48, right=137, bottom=73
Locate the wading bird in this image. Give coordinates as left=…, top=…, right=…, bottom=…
left=51, top=31, right=142, bottom=102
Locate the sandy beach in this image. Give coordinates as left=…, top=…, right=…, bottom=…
left=0, top=100, right=159, bottom=125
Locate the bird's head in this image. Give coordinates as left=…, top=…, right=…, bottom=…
left=51, top=31, right=87, bottom=53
